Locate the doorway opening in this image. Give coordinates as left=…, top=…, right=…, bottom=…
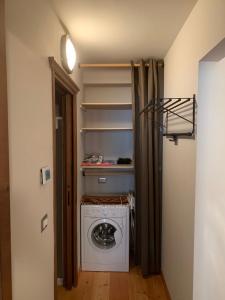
left=49, top=57, right=79, bottom=299
left=55, top=83, right=75, bottom=289
left=194, top=38, right=225, bottom=299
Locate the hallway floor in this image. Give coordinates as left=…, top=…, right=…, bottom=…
left=58, top=266, right=169, bottom=300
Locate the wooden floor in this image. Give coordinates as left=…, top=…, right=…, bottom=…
left=57, top=266, right=170, bottom=300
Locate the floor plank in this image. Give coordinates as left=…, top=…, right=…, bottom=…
left=109, top=272, right=129, bottom=300
left=57, top=267, right=169, bottom=300
left=92, top=272, right=110, bottom=300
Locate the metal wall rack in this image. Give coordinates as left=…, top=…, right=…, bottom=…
left=139, top=94, right=196, bottom=145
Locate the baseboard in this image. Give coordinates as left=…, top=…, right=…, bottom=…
left=161, top=273, right=172, bottom=300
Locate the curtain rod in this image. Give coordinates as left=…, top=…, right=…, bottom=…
left=79, top=62, right=164, bottom=68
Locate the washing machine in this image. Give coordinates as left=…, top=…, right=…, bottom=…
left=81, top=204, right=129, bottom=272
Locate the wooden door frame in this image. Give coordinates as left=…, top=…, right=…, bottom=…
left=0, top=0, right=12, bottom=299
left=63, top=93, right=74, bottom=289
left=49, top=57, right=79, bottom=299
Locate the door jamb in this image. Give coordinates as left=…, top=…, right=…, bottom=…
left=49, top=57, right=79, bottom=299
left=0, top=0, right=12, bottom=299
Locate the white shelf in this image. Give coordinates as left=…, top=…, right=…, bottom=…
left=83, top=82, right=132, bottom=87
left=81, top=164, right=134, bottom=176
left=81, top=102, right=132, bottom=110
left=81, top=127, right=133, bottom=132
left=81, top=164, right=134, bottom=170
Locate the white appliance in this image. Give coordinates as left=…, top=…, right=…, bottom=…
left=81, top=204, right=129, bottom=272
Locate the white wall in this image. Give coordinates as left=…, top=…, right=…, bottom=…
left=194, top=57, right=225, bottom=300
left=6, top=0, right=83, bottom=299
left=162, top=0, right=225, bottom=299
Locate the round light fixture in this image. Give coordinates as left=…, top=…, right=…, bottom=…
left=61, top=34, right=76, bottom=74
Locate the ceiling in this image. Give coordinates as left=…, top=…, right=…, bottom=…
left=50, top=0, right=197, bottom=63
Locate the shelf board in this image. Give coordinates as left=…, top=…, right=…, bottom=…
left=81, top=127, right=133, bottom=132
left=81, top=102, right=132, bottom=110
left=82, top=193, right=129, bottom=197
left=81, top=164, right=134, bottom=176
left=81, top=164, right=134, bottom=170
left=83, top=82, right=132, bottom=87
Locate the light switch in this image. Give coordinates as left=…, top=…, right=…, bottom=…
left=41, top=214, right=48, bottom=232
left=41, top=167, right=51, bottom=185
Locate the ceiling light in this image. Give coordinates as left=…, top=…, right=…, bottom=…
left=61, top=34, right=77, bottom=74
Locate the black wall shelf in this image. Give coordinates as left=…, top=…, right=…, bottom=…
left=139, top=94, right=196, bottom=145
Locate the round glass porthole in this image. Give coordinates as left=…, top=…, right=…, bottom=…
left=91, top=222, right=117, bottom=250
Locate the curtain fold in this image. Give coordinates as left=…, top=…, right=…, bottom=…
left=132, top=59, right=163, bottom=276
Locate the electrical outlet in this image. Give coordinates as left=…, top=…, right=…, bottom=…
left=98, top=177, right=107, bottom=184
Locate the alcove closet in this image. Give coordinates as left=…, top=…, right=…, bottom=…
left=80, top=65, right=135, bottom=271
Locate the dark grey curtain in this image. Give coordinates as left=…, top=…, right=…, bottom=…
left=132, top=59, right=163, bottom=276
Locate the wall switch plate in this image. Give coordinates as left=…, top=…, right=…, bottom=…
left=98, top=177, right=107, bottom=184
left=41, top=167, right=51, bottom=185
left=41, top=214, right=48, bottom=232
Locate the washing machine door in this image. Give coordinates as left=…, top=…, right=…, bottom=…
left=88, top=218, right=123, bottom=251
